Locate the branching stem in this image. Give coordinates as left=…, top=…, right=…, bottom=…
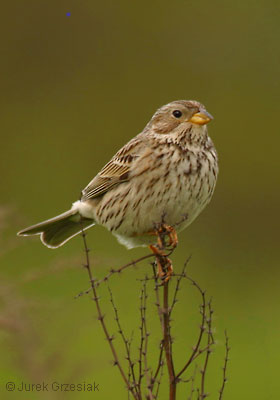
left=162, top=281, right=176, bottom=399
left=78, top=223, right=229, bottom=400
left=80, top=227, right=140, bottom=400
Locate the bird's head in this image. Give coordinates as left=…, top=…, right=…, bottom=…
left=147, top=100, right=213, bottom=138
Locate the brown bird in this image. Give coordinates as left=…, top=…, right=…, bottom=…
left=18, top=100, right=218, bottom=279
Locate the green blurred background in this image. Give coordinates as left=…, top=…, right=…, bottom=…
left=0, top=0, right=279, bottom=398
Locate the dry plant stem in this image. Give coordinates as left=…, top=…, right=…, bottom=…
left=138, top=279, right=153, bottom=399
left=142, top=280, right=153, bottom=400
left=154, top=360, right=164, bottom=400
left=138, top=284, right=145, bottom=393
left=151, top=342, right=164, bottom=392
left=176, top=277, right=207, bottom=380
left=200, top=301, right=214, bottom=399
left=152, top=264, right=163, bottom=325
left=167, top=260, right=190, bottom=377
left=108, top=287, right=140, bottom=398
left=162, top=281, right=176, bottom=399
left=169, top=256, right=191, bottom=315
left=169, top=269, right=185, bottom=314
left=153, top=226, right=177, bottom=399
left=150, top=265, right=165, bottom=394
left=80, top=228, right=139, bottom=400
left=78, top=224, right=228, bottom=400
left=127, top=332, right=135, bottom=399
left=97, top=254, right=156, bottom=286
left=75, top=254, right=157, bottom=298
left=219, top=330, right=230, bottom=400
left=188, top=365, right=198, bottom=400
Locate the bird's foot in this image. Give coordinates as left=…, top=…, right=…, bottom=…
left=158, top=223, right=178, bottom=249
left=149, top=245, right=174, bottom=283
left=148, top=223, right=178, bottom=250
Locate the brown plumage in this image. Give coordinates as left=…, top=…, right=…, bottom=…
left=18, top=100, right=218, bottom=251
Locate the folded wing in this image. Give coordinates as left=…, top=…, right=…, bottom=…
left=81, top=137, right=142, bottom=200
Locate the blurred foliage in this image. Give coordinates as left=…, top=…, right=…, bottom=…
left=0, top=0, right=279, bottom=398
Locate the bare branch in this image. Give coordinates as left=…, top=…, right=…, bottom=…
left=169, top=256, right=192, bottom=317
left=152, top=264, right=163, bottom=327
left=154, top=357, right=164, bottom=400
left=188, top=365, right=198, bottom=400
left=75, top=254, right=156, bottom=298
left=200, top=300, right=215, bottom=399
left=80, top=226, right=139, bottom=400
left=219, top=330, right=230, bottom=400
left=162, top=281, right=176, bottom=399
left=138, top=282, right=146, bottom=393
left=142, top=278, right=153, bottom=400
left=151, top=341, right=164, bottom=392
left=176, top=276, right=207, bottom=380
left=108, top=286, right=140, bottom=397
left=78, top=221, right=229, bottom=400
left=97, top=254, right=158, bottom=287
left=127, top=331, right=135, bottom=399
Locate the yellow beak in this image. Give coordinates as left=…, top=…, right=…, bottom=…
left=188, top=110, right=213, bottom=125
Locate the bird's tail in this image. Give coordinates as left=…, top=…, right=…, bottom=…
left=17, top=209, right=95, bottom=248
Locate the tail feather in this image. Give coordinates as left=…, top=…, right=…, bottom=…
left=17, top=210, right=95, bottom=248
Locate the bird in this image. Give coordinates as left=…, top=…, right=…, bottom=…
left=18, top=100, right=218, bottom=280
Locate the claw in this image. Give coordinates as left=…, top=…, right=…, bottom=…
left=148, top=224, right=178, bottom=249
left=163, top=224, right=178, bottom=248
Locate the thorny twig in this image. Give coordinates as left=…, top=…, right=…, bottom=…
left=141, top=278, right=153, bottom=399
left=169, top=256, right=191, bottom=315
left=80, top=226, right=139, bottom=400
left=138, top=277, right=153, bottom=399
left=176, top=275, right=209, bottom=380
left=219, top=331, right=230, bottom=400
left=79, top=223, right=229, bottom=399
left=151, top=341, right=164, bottom=392
left=162, top=280, right=176, bottom=399
left=75, top=253, right=156, bottom=298
left=154, top=359, right=164, bottom=400
left=152, top=263, right=163, bottom=325
left=108, top=286, right=139, bottom=396
left=188, top=365, right=198, bottom=400
left=127, top=331, right=135, bottom=399
left=200, top=300, right=214, bottom=399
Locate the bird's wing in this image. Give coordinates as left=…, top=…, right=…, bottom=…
left=81, top=137, right=143, bottom=200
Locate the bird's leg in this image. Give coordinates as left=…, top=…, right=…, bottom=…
left=147, top=222, right=178, bottom=282
left=149, top=245, right=166, bottom=279
left=159, top=224, right=178, bottom=249
left=149, top=245, right=173, bottom=283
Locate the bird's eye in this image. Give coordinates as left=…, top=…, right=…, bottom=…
left=172, top=110, right=182, bottom=118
